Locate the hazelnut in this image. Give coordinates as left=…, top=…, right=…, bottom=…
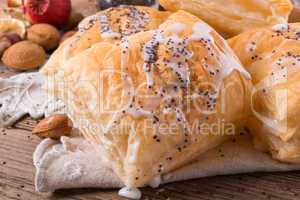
left=27, top=23, right=60, bottom=50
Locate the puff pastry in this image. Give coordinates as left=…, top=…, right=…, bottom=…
left=41, top=7, right=252, bottom=188
left=159, top=0, right=293, bottom=37
left=42, top=6, right=170, bottom=77
left=229, top=23, right=300, bottom=163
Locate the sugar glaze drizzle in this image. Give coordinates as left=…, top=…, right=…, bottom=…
left=61, top=6, right=151, bottom=66
left=103, top=19, right=251, bottom=156
left=103, top=20, right=251, bottom=145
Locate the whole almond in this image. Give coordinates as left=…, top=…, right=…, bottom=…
left=32, top=114, right=72, bottom=139
left=2, top=40, right=46, bottom=70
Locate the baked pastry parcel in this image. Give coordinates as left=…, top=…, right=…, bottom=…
left=229, top=23, right=300, bottom=163
left=41, top=6, right=252, bottom=189
left=159, top=0, right=293, bottom=37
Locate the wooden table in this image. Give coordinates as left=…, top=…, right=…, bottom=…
left=0, top=117, right=300, bottom=200
left=0, top=69, right=299, bottom=200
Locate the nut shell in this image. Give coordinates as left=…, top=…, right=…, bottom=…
left=32, top=114, right=72, bottom=139
left=2, top=40, right=46, bottom=70
left=27, top=23, right=60, bottom=50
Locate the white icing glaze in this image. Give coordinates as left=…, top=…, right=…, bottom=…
left=142, top=31, right=162, bottom=87
left=63, top=6, right=151, bottom=67
left=272, top=23, right=289, bottom=32
left=125, top=106, right=154, bottom=118
left=141, top=21, right=250, bottom=99
left=148, top=175, right=161, bottom=188
left=127, top=140, right=141, bottom=163
left=192, top=22, right=214, bottom=34
left=101, top=20, right=251, bottom=140
left=142, top=31, right=192, bottom=88
left=99, top=14, right=122, bottom=39
left=101, top=31, right=122, bottom=39
left=245, top=32, right=262, bottom=53
left=121, top=38, right=130, bottom=75
left=56, top=14, right=254, bottom=191
left=118, top=187, right=142, bottom=200
left=78, top=14, right=98, bottom=34
left=167, top=23, right=186, bottom=35
left=102, top=112, right=122, bottom=135
left=192, top=22, right=250, bottom=82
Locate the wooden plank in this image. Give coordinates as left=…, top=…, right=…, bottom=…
left=13, top=117, right=38, bottom=131
left=1, top=124, right=300, bottom=200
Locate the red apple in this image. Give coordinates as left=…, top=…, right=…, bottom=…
left=24, top=0, right=72, bottom=27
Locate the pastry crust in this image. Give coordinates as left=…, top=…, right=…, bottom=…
left=42, top=6, right=170, bottom=76
left=159, top=0, right=293, bottom=37
left=229, top=23, right=300, bottom=163
left=42, top=8, right=252, bottom=188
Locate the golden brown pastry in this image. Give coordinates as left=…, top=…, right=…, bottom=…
left=159, top=0, right=293, bottom=37
left=229, top=23, right=300, bottom=163
left=41, top=8, right=252, bottom=188
left=42, top=6, right=170, bottom=77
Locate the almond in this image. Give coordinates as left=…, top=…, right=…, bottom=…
left=2, top=40, right=46, bottom=70
left=27, top=23, right=60, bottom=50
left=32, top=114, right=72, bottom=139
